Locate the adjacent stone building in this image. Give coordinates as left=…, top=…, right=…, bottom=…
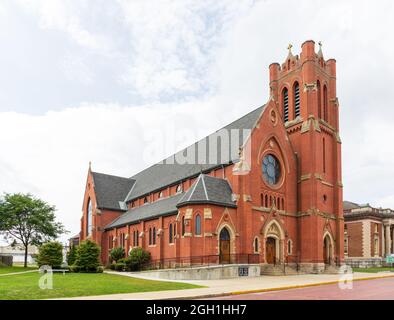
left=77, top=41, right=344, bottom=273
left=344, top=201, right=394, bottom=266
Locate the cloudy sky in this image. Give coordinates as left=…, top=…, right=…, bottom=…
left=1, top=0, right=394, bottom=244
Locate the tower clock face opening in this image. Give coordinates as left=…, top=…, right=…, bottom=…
left=262, top=154, right=281, bottom=186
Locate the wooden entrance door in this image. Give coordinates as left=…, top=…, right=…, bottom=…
left=266, top=237, right=276, bottom=264
left=323, top=236, right=331, bottom=264
left=219, top=228, right=231, bottom=264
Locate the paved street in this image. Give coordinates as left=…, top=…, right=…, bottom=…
left=206, top=277, right=394, bottom=300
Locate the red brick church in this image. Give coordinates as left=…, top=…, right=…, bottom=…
left=78, top=40, right=344, bottom=273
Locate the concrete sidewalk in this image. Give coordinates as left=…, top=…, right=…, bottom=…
left=59, top=271, right=394, bottom=300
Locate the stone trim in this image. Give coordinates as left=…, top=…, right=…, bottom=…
left=204, top=208, right=212, bottom=219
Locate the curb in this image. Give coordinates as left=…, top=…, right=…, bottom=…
left=167, top=273, right=394, bottom=300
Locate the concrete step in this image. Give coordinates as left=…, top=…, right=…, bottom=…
left=260, top=264, right=300, bottom=276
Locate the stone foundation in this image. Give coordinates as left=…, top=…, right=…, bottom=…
left=131, top=264, right=261, bottom=280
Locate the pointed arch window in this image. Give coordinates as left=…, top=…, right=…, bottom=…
left=86, top=198, right=92, bottom=237
left=169, top=224, right=173, bottom=243
left=254, top=237, right=259, bottom=253
left=149, top=228, right=152, bottom=245
left=282, top=88, right=289, bottom=122
left=323, top=85, right=328, bottom=122
left=152, top=227, right=156, bottom=245
left=317, top=80, right=322, bottom=119
left=195, top=214, right=201, bottom=235
left=294, top=82, right=300, bottom=118
left=182, top=216, right=185, bottom=236
left=323, top=137, right=326, bottom=174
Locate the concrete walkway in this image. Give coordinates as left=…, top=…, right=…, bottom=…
left=59, top=271, right=394, bottom=300
left=0, top=270, right=38, bottom=277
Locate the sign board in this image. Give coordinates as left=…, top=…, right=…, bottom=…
left=386, top=256, right=394, bottom=264
left=238, top=266, right=249, bottom=277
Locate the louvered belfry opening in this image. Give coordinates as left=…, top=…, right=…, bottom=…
left=283, top=87, right=289, bottom=122
left=294, top=82, right=300, bottom=118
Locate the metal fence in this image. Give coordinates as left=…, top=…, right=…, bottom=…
left=141, top=254, right=260, bottom=270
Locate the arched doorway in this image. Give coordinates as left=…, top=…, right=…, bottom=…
left=262, top=220, right=284, bottom=264
left=219, top=228, right=231, bottom=264
left=323, top=234, right=332, bottom=265
left=266, top=237, right=276, bottom=264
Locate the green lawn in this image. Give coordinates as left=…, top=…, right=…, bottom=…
left=0, top=271, right=202, bottom=300
left=353, top=267, right=394, bottom=273
left=0, top=266, right=37, bottom=274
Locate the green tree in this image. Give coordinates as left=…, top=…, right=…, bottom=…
left=36, top=241, right=64, bottom=269
left=0, top=193, right=66, bottom=267
left=126, top=247, right=151, bottom=271
left=66, top=245, right=77, bottom=266
left=73, top=240, right=101, bottom=272
left=109, top=247, right=125, bottom=263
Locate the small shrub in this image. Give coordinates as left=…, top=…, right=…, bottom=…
left=124, top=247, right=151, bottom=271
left=114, top=262, right=126, bottom=271
left=109, top=247, right=125, bottom=263
left=36, top=242, right=63, bottom=269
left=72, top=240, right=101, bottom=273
left=66, top=245, right=77, bottom=266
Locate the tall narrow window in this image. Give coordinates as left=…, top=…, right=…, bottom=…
left=169, top=224, right=173, bottom=243
left=265, top=194, right=268, bottom=208
left=149, top=228, right=152, bottom=245
left=182, top=216, right=185, bottom=236
left=174, top=223, right=176, bottom=236
left=294, top=82, right=300, bottom=118
left=195, top=214, right=201, bottom=235
left=152, top=227, right=156, bottom=245
left=86, top=198, right=92, bottom=237
left=283, top=88, right=289, bottom=122
left=260, top=194, right=264, bottom=207
left=317, top=80, right=322, bottom=119
left=254, top=237, right=259, bottom=253
left=323, top=137, right=326, bottom=173
left=323, top=85, right=328, bottom=122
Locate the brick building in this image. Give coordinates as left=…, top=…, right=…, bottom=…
left=78, top=40, right=344, bottom=273
left=344, top=201, right=394, bottom=265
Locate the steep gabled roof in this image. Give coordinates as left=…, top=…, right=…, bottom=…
left=124, top=105, right=265, bottom=202
left=177, top=174, right=236, bottom=208
left=91, top=172, right=135, bottom=211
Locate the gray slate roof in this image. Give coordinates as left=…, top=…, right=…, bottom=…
left=105, top=193, right=184, bottom=229
left=106, top=174, right=236, bottom=229
left=177, top=174, right=236, bottom=208
left=92, top=172, right=135, bottom=211
left=125, top=105, right=265, bottom=202
left=343, top=201, right=360, bottom=211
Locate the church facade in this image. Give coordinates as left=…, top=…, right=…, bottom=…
left=78, top=40, right=344, bottom=273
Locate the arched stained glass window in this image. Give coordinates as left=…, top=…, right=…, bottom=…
left=195, top=214, right=201, bottom=235
left=262, top=154, right=281, bottom=186
left=169, top=224, right=173, bottom=243
left=152, top=227, right=156, bottom=245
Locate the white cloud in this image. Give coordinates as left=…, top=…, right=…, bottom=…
left=15, top=0, right=111, bottom=52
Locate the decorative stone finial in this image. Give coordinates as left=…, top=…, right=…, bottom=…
left=317, top=41, right=324, bottom=58
left=89, top=161, right=92, bottom=171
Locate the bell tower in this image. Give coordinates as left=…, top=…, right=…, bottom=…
left=269, top=40, right=343, bottom=271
